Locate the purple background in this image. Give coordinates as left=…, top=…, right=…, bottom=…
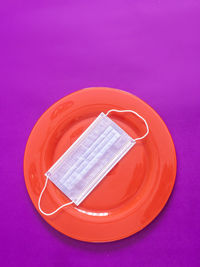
left=0, top=1, right=200, bottom=266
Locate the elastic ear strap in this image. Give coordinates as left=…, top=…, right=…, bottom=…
left=38, top=176, right=73, bottom=216
left=106, top=109, right=149, bottom=141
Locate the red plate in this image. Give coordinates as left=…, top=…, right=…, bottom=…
left=24, top=87, right=177, bottom=242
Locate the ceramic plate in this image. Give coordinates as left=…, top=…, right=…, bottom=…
left=24, top=87, right=176, bottom=242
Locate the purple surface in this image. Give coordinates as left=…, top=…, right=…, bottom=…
left=0, top=1, right=200, bottom=266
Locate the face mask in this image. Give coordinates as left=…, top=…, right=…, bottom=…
left=38, top=109, right=149, bottom=216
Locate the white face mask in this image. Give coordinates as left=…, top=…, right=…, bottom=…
left=38, top=109, right=149, bottom=216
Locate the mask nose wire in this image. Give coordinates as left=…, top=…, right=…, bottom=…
left=105, top=109, right=149, bottom=141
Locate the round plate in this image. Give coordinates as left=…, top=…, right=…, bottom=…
left=24, top=87, right=177, bottom=242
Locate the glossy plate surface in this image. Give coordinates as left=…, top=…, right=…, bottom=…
left=24, top=87, right=177, bottom=242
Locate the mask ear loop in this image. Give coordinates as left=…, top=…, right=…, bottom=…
left=105, top=109, right=149, bottom=141
left=38, top=176, right=73, bottom=216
